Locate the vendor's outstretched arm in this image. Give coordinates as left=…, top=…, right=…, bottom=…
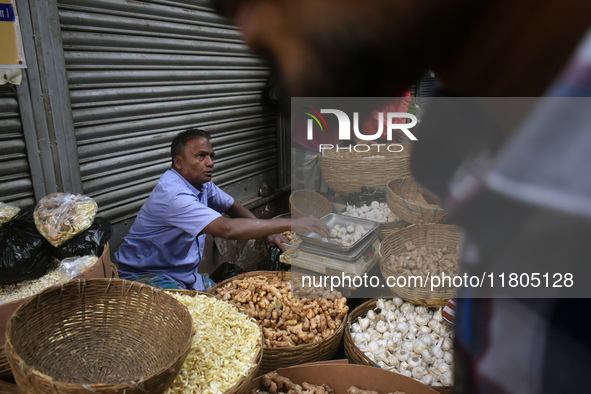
left=203, top=201, right=328, bottom=243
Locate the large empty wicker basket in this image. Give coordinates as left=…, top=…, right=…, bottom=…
left=5, top=279, right=194, bottom=394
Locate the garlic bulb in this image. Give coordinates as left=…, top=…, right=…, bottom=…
left=351, top=322, right=362, bottom=333
left=396, top=349, right=410, bottom=362
left=396, top=322, right=410, bottom=334
left=408, top=355, right=421, bottom=368
left=412, top=339, right=429, bottom=354
left=444, top=351, right=453, bottom=365
left=440, top=371, right=453, bottom=386
left=399, top=361, right=409, bottom=371
left=393, top=297, right=403, bottom=307
left=419, top=326, right=432, bottom=334
left=421, top=374, right=435, bottom=386
left=367, top=310, right=377, bottom=321
left=400, top=370, right=412, bottom=378
left=412, top=366, right=427, bottom=379
left=401, top=341, right=414, bottom=353
left=441, top=337, right=453, bottom=351
left=358, top=317, right=370, bottom=331
left=376, top=320, right=389, bottom=334
left=433, top=308, right=443, bottom=323
left=421, top=349, right=434, bottom=364
left=400, top=302, right=414, bottom=314
left=415, top=314, right=430, bottom=327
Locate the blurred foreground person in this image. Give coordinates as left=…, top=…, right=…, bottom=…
left=215, top=0, right=591, bottom=392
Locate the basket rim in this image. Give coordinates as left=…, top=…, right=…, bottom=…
left=6, top=278, right=194, bottom=391
left=289, top=189, right=333, bottom=218
left=386, top=177, right=448, bottom=223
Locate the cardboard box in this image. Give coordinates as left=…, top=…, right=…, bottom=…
left=250, top=362, right=439, bottom=394
left=0, top=243, right=112, bottom=348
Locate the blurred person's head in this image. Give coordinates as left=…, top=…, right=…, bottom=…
left=215, top=0, right=590, bottom=97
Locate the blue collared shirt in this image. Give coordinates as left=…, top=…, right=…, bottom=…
left=115, top=169, right=234, bottom=290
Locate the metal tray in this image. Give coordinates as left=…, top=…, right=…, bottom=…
left=300, top=230, right=379, bottom=261
left=299, top=213, right=379, bottom=252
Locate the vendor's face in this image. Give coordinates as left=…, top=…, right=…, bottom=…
left=174, top=137, right=215, bottom=188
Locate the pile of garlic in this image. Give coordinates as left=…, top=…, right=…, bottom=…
left=342, top=201, right=398, bottom=223
left=350, top=297, right=453, bottom=387
left=327, top=223, right=368, bottom=247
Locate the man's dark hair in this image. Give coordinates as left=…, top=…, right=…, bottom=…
left=171, top=128, right=212, bottom=166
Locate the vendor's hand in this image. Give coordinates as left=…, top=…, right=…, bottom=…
left=265, top=233, right=289, bottom=252
left=292, top=215, right=329, bottom=237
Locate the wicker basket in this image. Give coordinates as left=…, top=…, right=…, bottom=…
left=209, top=271, right=348, bottom=375
left=6, top=278, right=194, bottom=394
left=289, top=190, right=333, bottom=218
left=318, top=144, right=413, bottom=196
left=377, top=218, right=410, bottom=240
left=0, top=243, right=113, bottom=382
left=378, top=224, right=460, bottom=308
left=165, top=290, right=263, bottom=394
left=344, top=298, right=452, bottom=394
left=387, top=178, right=448, bottom=224
left=0, top=346, right=9, bottom=380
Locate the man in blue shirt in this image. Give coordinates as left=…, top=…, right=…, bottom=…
left=115, top=129, right=328, bottom=291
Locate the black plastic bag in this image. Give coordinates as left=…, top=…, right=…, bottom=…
left=52, top=217, right=113, bottom=260
left=347, top=186, right=387, bottom=207
left=257, top=245, right=291, bottom=272
left=210, top=262, right=245, bottom=283
left=0, top=205, right=53, bottom=285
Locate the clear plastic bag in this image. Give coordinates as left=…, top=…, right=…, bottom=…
left=33, top=193, right=98, bottom=247
left=0, top=201, right=21, bottom=227
left=57, top=255, right=98, bottom=282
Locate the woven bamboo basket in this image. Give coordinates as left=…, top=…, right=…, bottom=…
left=343, top=298, right=452, bottom=394
left=387, top=178, right=448, bottom=224
left=0, top=244, right=113, bottom=382
left=0, top=346, right=9, bottom=379
left=377, top=218, right=410, bottom=240
left=164, top=290, right=263, bottom=394
left=289, top=190, right=333, bottom=218
left=209, top=271, right=348, bottom=375
left=5, top=278, right=194, bottom=394
left=318, top=144, right=413, bottom=196
left=378, top=224, right=460, bottom=308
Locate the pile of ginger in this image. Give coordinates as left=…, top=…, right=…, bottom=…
left=213, top=274, right=348, bottom=348
left=255, top=372, right=406, bottom=394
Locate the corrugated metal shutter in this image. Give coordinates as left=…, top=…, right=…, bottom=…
left=57, top=0, right=276, bottom=224
left=0, top=85, right=35, bottom=208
